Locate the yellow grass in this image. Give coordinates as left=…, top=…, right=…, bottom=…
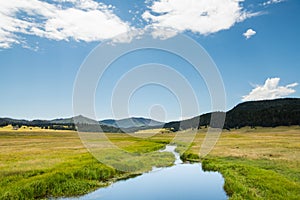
left=1, top=126, right=299, bottom=199
left=0, top=125, right=73, bottom=133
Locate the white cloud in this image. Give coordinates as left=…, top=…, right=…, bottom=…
left=0, top=0, right=270, bottom=48
left=262, top=0, right=285, bottom=6
left=0, top=0, right=130, bottom=48
left=242, top=78, right=298, bottom=101
left=243, top=28, right=256, bottom=39
left=142, top=0, right=259, bottom=38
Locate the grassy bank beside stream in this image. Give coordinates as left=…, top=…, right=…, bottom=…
left=181, top=126, right=300, bottom=200
left=1, top=126, right=300, bottom=199
left=0, top=129, right=174, bottom=199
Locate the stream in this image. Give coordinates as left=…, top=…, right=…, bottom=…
left=60, top=145, right=227, bottom=200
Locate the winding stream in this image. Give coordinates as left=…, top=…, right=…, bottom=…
left=61, top=145, right=227, bottom=200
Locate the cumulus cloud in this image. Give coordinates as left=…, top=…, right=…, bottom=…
left=243, top=29, right=256, bottom=39
left=0, top=0, right=268, bottom=48
left=142, top=0, right=259, bottom=38
left=242, top=78, right=298, bottom=101
left=262, top=0, right=285, bottom=6
left=0, top=0, right=131, bottom=48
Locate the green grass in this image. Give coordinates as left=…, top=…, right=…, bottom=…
left=180, top=126, right=300, bottom=200
left=201, top=157, right=300, bottom=200
left=0, top=155, right=117, bottom=199
left=1, top=127, right=300, bottom=199
left=0, top=131, right=175, bottom=199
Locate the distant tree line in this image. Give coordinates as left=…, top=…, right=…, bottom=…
left=2, top=98, right=300, bottom=132
left=0, top=119, right=123, bottom=132
left=0, top=119, right=76, bottom=130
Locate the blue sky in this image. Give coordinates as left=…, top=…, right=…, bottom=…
left=0, top=0, right=299, bottom=121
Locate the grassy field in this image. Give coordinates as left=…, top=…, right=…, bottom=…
left=0, top=126, right=300, bottom=199
left=0, top=128, right=174, bottom=199
left=181, top=126, right=300, bottom=200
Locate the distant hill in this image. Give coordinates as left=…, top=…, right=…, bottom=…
left=1, top=98, right=300, bottom=132
left=0, top=115, right=123, bottom=133
left=0, top=116, right=162, bottom=133
left=225, top=98, right=300, bottom=128
left=164, top=98, right=300, bottom=131
left=50, top=115, right=99, bottom=125
left=100, top=117, right=164, bottom=129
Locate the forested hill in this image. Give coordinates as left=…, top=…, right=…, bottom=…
left=0, top=115, right=124, bottom=133
left=224, top=98, right=300, bottom=128
left=1, top=98, right=300, bottom=132
left=100, top=117, right=163, bottom=129
left=164, top=98, right=300, bottom=131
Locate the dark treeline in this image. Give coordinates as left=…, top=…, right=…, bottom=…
left=1, top=98, right=300, bottom=132
left=224, top=98, right=300, bottom=128
left=0, top=118, right=75, bottom=130
left=164, top=98, right=300, bottom=131
left=0, top=118, right=123, bottom=132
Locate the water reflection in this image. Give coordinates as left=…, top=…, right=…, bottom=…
left=61, top=145, right=227, bottom=200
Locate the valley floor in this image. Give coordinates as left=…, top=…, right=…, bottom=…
left=183, top=126, right=300, bottom=200
left=0, top=126, right=299, bottom=199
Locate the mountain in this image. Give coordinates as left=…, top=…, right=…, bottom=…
left=100, top=119, right=116, bottom=127
left=0, top=115, right=123, bottom=132
left=100, top=117, right=164, bottom=129
left=50, top=115, right=98, bottom=125
left=1, top=98, right=300, bottom=132
left=164, top=98, right=300, bottom=131
left=0, top=115, right=162, bottom=133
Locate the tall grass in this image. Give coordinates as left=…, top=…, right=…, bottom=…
left=2, top=127, right=299, bottom=199
left=180, top=126, right=300, bottom=200
left=0, top=130, right=174, bottom=199
left=201, top=157, right=300, bottom=200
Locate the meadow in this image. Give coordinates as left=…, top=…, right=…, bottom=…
left=182, top=126, right=300, bottom=200
left=0, top=127, right=174, bottom=199
left=0, top=126, right=300, bottom=199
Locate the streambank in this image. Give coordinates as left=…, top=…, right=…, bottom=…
left=59, top=145, right=227, bottom=200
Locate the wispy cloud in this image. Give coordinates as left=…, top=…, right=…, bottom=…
left=242, top=78, right=298, bottom=101
left=262, top=0, right=285, bottom=6
left=142, top=0, right=260, bottom=39
left=243, top=29, right=256, bottom=39
left=0, top=0, right=131, bottom=48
